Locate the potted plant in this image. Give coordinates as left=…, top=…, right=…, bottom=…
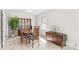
left=9, top=16, right=19, bottom=37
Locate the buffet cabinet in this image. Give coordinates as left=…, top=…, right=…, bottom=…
left=46, top=31, right=67, bottom=48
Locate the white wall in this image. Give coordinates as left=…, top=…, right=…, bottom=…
left=36, top=9, right=79, bottom=49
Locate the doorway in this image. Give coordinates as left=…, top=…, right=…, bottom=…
left=0, top=10, right=3, bottom=48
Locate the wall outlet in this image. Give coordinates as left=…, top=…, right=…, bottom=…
left=74, top=43, right=77, bottom=48
left=74, top=43, right=79, bottom=49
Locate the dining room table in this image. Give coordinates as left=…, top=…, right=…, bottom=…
left=20, top=28, right=34, bottom=44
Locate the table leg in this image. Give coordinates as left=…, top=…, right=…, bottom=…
left=20, top=36, right=23, bottom=44
left=38, top=38, right=40, bottom=46
left=29, top=38, right=30, bottom=43
left=61, top=39, right=64, bottom=48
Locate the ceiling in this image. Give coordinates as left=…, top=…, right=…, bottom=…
left=4, top=9, right=49, bottom=15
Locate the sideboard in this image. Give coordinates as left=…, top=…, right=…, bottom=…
left=46, top=31, right=67, bottom=48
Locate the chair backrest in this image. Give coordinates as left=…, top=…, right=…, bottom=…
left=34, top=26, right=40, bottom=39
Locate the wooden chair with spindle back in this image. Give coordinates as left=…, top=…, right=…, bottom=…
left=34, top=26, right=40, bottom=46
left=25, top=26, right=40, bottom=48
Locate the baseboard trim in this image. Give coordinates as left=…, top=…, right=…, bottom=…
left=66, top=43, right=79, bottom=50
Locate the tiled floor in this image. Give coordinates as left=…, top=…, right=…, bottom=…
left=0, top=36, right=75, bottom=50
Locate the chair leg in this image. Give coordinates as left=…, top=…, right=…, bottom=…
left=29, top=39, right=30, bottom=44
left=32, top=40, right=34, bottom=48
left=26, top=39, right=27, bottom=46
left=20, top=36, right=23, bottom=45
left=38, top=38, right=40, bottom=46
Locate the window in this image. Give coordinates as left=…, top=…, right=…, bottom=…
left=41, top=16, right=47, bottom=31
left=40, top=16, right=47, bottom=36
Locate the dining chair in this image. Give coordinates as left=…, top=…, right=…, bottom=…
left=20, top=29, right=30, bottom=45
left=27, top=26, right=40, bottom=48
left=19, top=27, right=40, bottom=48
left=28, top=33, right=35, bottom=48
left=34, top=26, right=40, bottom=46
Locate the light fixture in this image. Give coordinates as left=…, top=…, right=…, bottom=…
left=27, top=9, right=32, bottom=13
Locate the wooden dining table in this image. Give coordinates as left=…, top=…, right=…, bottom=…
left=20, top=29, right=34, bottom=34
left=20, top=28, right=34, bottom=44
